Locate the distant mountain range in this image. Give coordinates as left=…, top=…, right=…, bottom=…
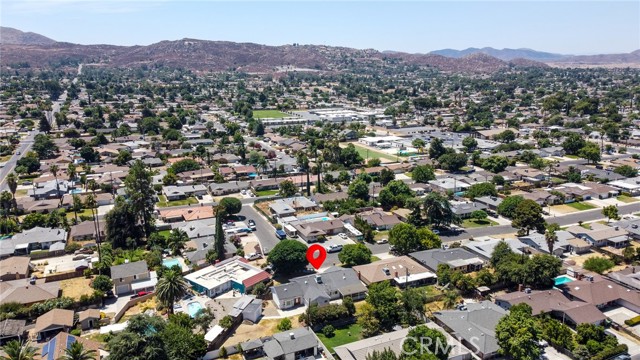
left=1, top=27, right=638, bottom=73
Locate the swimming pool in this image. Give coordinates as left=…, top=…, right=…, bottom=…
left=554, top=275, right=575, bottom=286
left=321, top=217, right=330, bottom=221
left=163, top=258, right=180, bottom=269
left=187, top=301, right=203, bottom=318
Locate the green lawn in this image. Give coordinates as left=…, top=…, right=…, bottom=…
left=253, top=110, right=290, bottom=119
left=255, top=189, right=279, bottom=197
left=351, top=144, right=398, bottom=162
left=157, top=195, right=199, bottom=207
left=316, top=323, right=362, bottom=353
left=157, top=230, right=171, bottom=239
left=15, top=189, right=28, bottom=197
left=566, top=202, right=596, bottom=211
left=617, top=195, right=639, bottom=203
left=373, top=230, right=389, bottom=240
left=461, top=218, right=499, bottom=228
left=66, top=208, right=94, bottom=220
left=370, top=255, right=381, bottom=262
left=565, top=155, right=580, bottom=159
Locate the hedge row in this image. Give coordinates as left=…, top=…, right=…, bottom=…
left=591, top=344, right=629, bottom=360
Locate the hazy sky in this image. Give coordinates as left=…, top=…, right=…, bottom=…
left=2, top=0, right=639, bottom=55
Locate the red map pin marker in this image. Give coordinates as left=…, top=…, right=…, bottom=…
left=306, top=244, right=327, bottom=270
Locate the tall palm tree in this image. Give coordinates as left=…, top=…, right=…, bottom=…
left=545, top=223, right=560, bottom=256
left=6, top=172, right=17, bottom=220
left=59, top=341, right=96, bottom=360
left=67, top=163, right=77, bottom=182
left=50, top=164, right=60, bottom=204
left=156, top=268, right=189, bottom=315
left=167, top=229, right=188, bottom=256
left=0, top=340, right=36, bottom=360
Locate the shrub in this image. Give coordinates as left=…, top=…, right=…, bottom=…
left=70, top=328, right=82, bottom=336
left=219, top=346, right=227, bottom=359
left=624, top=315, right=640, bottom=326
left=591, top=344, right=629, bottom=360
left=65, top=242, right=82, bottom=253
left=322, top=325, right=336, bottom=338
left=277, top=318, right=292, bottom=331
left=583, top=257, right=615, bottom=274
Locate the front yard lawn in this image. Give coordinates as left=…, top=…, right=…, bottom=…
left=566, top=202, right=596, bottom=211
left=617, top=195, right=638, bottom=203
left=316, top=323, right=362, bottom=353
left=66, top=208, right=94, bottom=220
left=255, top=189, right=279, bottom=197
left=461, top=218, right=498, bottom=228
left=157, top=195, right=199, bottom=207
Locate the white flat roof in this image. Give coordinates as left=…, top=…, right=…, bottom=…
left=185, top=258, right=262, bottom=291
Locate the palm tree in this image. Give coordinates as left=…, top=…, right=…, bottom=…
left=156, top=269, right=189, bottom=315
left=6, top=172, right=17, bottom=220
left=50, top=164, right=60, bottom=204
left=59, top=341, right=96, bottom=360
left=545, top=223, right=560, bottom=256
left=167, top=229, right=188, bottom=256
left=0, top=340, right=36, bottom=360
left=67, top=163, right=77, bottom=182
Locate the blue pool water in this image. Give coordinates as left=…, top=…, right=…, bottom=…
left=163, top=258, right=180, bottom=268
left=554, top=275, right=575, bottom=286
left=70, top=189, right=83, bottom=194
left=321, top=217, right=330, bottom=221
left=187, top=301, right=203, bottom=318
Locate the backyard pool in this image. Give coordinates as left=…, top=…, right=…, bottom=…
left=187, top=301, right=203, bottom=318
left=554, top=275, right=575, bottom=286
left=163, top=258, right=180, bottom=269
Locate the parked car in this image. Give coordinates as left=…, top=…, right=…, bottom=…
left=376, top=238, right=388, bottom=244
left=326, top=244, right=343, bottom=253
left=248, top=219, right=256, bottom=230
left=245, top=253, right=262, bottom=261
left=264, top=264, right=274, bottom=273
left=275, top=229, right=287, bottom=240
left=338, top=233, right=348, bottom=240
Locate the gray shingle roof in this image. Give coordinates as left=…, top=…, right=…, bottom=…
left=110, top=260, right=148, bottom=280
left=409, top=248, right=483, bottom=271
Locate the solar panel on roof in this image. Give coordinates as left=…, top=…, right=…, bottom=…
left=41, top=342, right=49, bottom=356
left=67, top=334, right=76, bottom=348
left=47, top=337, right=57, bottom=360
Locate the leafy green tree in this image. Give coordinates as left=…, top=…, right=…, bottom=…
left=602, top=205, right=620, bottom=223
left=402, top=325, right=450, bottom=360
left=378, top=180, right=413, bottom=210
left=379, top=168, right=395, bottom=186
left=462, top=136, right=478, bottom=152
left=412, top=165, right=435, bottom=183
left=421, top=192, right=458, bottom=228
left=218, top=197, right=242, bottom=216
left=348, top=179, right=370, bottom=202
left=583, top=257, right=615, bottom=274
left=0, top=340, right=37, bottom=360
left=342, top=296, right=356, bottom=316
left=366, top=281, right=400, bottom=330
left=613, top=165, right=638, bottom=178
left=466, top=183, right=497, bottom=199
left=398, top=287, right=428, bottom=326
left=389, top=223, right=422, bottom=255
left=437, top=152, right=468, bottom=172
left=540, top=317, right=574, bottom=351
left=412, top=138, right=426, bottom=153
left=429, top=138, right=447, bottom=160
left=277, top=318, right=292, bottom=331
left=278, top=180, right=297, bottom=198
left=32, top=134, right=58, bottom=159
left=471, top=210, right=488, bottom=222
left=267, top=240, right=308, bottom=274
left=219, top=315, right=233, bottom=329
left=481, top=155, right=509, bottom=173
left=357, top=303, right=380, bottom=337
left=91, top=275, right=113, bottom=293
left=339, top=243, right=372, bottom=266
left=214, top=213, right=225, bottom=261
left=497, top=195, right=524, bottom=218
left=20, top=213, right=48, bottom=230
left=511, top=199, right=545, bottom=235
left=354, top=215, right=374, bottom=242
left=578, top=141, right=601, bottom=164
left=60, top=341, right=96, bottom=360
left=494, top=130, right=516, bottom=143
left=125, top=160, right=155, bottom=237
left=16, top=152, right=40, bottom=174
left=526, top=254, right=562, bottom=288
left=170, top=159, right=201, bottom=174
left=496, top=304, right=541, bottom=360
left=114, top=150, right=133, bottom=166
left=105, top=197, right=142, bottom=248
left=562, top=133, right=586, bottom=155
left=155, top=269, right=189, bottom=315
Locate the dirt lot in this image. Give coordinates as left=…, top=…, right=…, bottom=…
left=60, top=276, right=95, bottom=300
left=223, top=316, right=303, bottom=346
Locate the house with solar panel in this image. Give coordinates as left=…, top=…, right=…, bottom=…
left=33, top=309, right=74, bottom=341
left=38, top=332, right=102, bottom=360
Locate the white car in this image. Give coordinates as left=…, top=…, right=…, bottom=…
left=245, top=253, right=262, bottom=261
left=326, top=244, right=343, bottom=253
left=376, top=238, right=388, bottom=244
left=338, top=233, right=348, bottom=240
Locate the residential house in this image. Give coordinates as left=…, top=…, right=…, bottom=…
left=474, top=196, right=503, bottom=212
left=209, top=181, right=250, bottom=196
left=29, top=180, right=70, bottom=200
left=521, top=189, right=560, bottom=206
left=163, top=184, right=208, bottom=201
left=451, top=201, right=487, bottom=219
left=0, top=319, right=26, bottom=345
left=185, top=256, right=270, bottom=298
left=271, top=267, right=367, bottom=310
left=433, top=301, right=507, bottom=360
left=557, top=275, right=640, bottom=313
left=464, top=237, right=525, bottom=260
left=229, top=295, right=263, bottom=323
left=159, top=207, right=215, bottom=222
left=269, top=202, right=296, bottom=219
left=177, top=168, right=216, bottom=183
left=607, top=266, right=640, bottom=291
left=68, top=220, right=106, bottom=241
left=0, top=256, right=31, bottom=281
left=517, top=231, right=575, bottom=257
left=292, top=219, right=345, bottom=243
left=409, top=248, right=485, bottom=273
left=110, top=260, right=157, bottom=296
left=347, top=210, right=402, bottom=230
left=0, top=280, right=60, bottom=306
left=1, top=227, right=68, bottom=257
left=566, top=223, right=630, bottom=248
left=16, top=198, right=60, bottom=214
left=311, top=192, right=349, bottom=204
left=429, top=178, right=469, bottom=194
left=77, top=309, right=101, bottom=331
left=334, top=324, right=472, bottom=360
left=261, top=327, right=319, bottom=360
left=352, top=256, right=436, bottom=287
left=37, top=332, right=101, bottom=360
left=34, top=309, right=74, bottom=341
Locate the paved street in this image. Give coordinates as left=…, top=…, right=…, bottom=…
left=0, top=131, right=37, bottom=191
left=239, top=203, right=279, bottom=255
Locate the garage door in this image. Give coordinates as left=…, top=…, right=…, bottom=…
left=116, top=284, right=129, bottom=294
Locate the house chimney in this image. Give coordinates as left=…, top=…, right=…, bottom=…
left=289, top=332, right=295, bottom=339
left=394, top=271, right=398, bottom=278
left=358, top=271, right=361, bottom=280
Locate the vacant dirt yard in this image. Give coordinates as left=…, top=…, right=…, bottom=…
left=223, top=316, right=303, bottom=346
left=60, top=276, right=95, bottom=300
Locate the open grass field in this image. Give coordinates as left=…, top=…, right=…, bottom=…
left=316, top=323, right=363, bottom=353
left=461, top=218, right=499, bottom=228
left=253, top=110, right=289, bottom=119
left=351, top=143, right=398, bottom=162
left=566, top=202, right=597, bottom=211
